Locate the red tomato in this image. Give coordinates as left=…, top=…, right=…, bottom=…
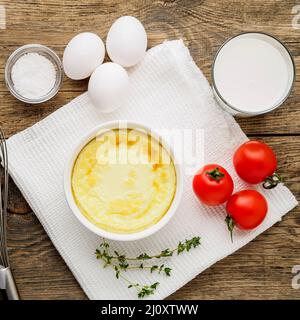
left=193, top=164, right=234, bottom=206
left=233, top=140, right=280, bottom=188
left=226, top=190, right=268, bottom=240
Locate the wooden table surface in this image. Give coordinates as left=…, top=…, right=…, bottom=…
left=1, top=0, right=299, bottom=300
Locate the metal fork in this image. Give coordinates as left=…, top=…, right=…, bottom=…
left=0, top=128, right=19, bottom=300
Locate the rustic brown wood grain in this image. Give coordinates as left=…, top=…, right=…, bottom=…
left=0, top=0, right=299, bottom=300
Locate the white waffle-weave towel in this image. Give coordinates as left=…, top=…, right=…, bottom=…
left=6, top=40, right=297, bottom=299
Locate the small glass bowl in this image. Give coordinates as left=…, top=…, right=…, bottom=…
left=5, top=44, right=63, bottom=104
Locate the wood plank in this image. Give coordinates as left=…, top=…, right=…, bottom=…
left=8, top=212, right=86, bottom=300
left=1, top=91, right=300, bottom=138
left=0, top=0, right=299, bottom=135
left=6, top=136, right=300, bottom=299
left=1, top=0, right=299, bottom=300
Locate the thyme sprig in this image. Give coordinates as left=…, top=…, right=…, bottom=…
left=95, top=236, right=201, bottom=298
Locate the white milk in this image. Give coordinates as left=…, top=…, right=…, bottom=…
left=212, top=33, right=294, bottom=115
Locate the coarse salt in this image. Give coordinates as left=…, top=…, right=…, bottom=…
left=11, top=52, right=57, bottom=100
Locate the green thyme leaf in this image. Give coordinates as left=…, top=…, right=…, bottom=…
left=95, top=236, right=201, bottom=298
left=164, top=267, right=172, bottom=276
left=137, top=253, right=151, bottom=260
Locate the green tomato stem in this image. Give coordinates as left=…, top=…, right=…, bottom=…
left=206, top=167, right=225, bottom=182
left=263, top=173, right=282, bottom=189
left=225, top=215, right=235, bottom=243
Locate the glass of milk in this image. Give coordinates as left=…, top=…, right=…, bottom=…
left=212, top=32, right=295, bottom=116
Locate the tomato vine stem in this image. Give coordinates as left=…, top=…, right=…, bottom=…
left=263, top=173, right=282, bottom=189
left=225, top=215, right=235, bottom=243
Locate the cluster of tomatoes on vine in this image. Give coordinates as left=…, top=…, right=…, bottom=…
left=193, top=140, right=282, bottom=241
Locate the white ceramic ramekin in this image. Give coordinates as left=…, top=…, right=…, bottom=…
left=64, top=120, right=183, bottom=241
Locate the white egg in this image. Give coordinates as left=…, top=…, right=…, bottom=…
left=106, top=16, right=147, bottom=67
left=63, top=32, right=105, bottom=80
left=88, top=62, right=129, bottom=113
